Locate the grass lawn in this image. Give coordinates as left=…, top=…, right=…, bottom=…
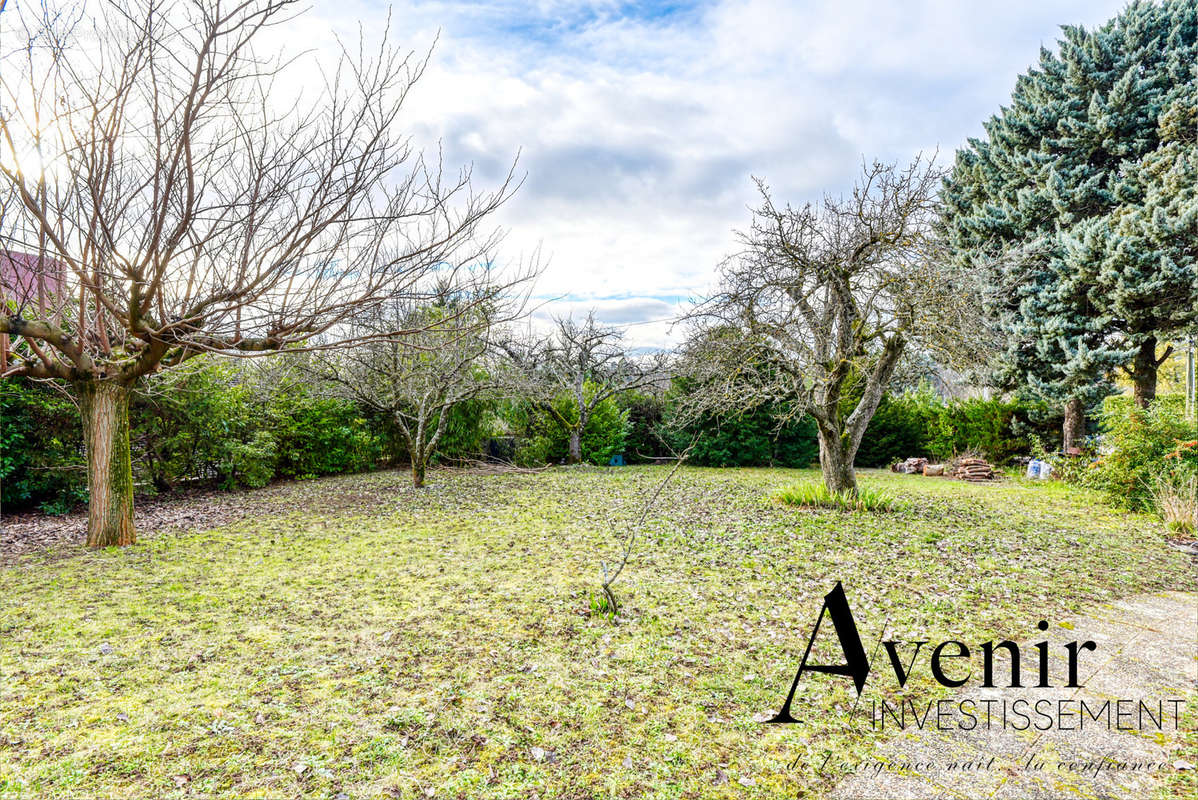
left=0, top=466, right=1193, bottom=798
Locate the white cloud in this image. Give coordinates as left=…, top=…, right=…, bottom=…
left=298, top=0, right=1128, bottom=346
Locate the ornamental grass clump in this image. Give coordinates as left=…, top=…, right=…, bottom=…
left=1152, top=467, right=1198, bottom=536
left=776, top=482, right=900, bottom=512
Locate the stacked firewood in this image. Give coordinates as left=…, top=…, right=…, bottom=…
left=954, top=457, right=995, bottom=482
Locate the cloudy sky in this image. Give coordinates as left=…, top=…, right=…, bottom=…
left=302, top=0, right=1127, bottom=347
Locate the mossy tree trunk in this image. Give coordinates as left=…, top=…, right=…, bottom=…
left=78, top=380, right=137, bottom=547
left=816, top=426, right=858, bottom=495
left=566, top=427, right=583, bottom=464
left=808, top=336, right=903, bottom=497
left=411, top=453, right=427, bottom=488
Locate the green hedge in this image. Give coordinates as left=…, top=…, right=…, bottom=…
left=663, top=385, right=1034, bottom=470
left=267, top=390, right=383, bottom=481
left=134, top=359, right=384, bottom=490
left=2, top=358, right=391, bottom=513
left=663, top=402, right=818, bottom=468
left=1, top=360, right=1050, bottom=514
left=0, top=379, right=87, bottom=514
left=620, top=392, right=669, bottom=462
left=856, top=388, right=1033, bottom=466
left=510, top=383, right=630, bottom=467
left=854, top=395, right=928, bottom=467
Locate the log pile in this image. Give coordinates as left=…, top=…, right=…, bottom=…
left=953, top=457, right=995, bottom=482
left=892, top=457, right=928, bottom=474
left=890, top=454, right=1000, bottom=481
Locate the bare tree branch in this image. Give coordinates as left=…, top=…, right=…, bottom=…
left=0, top=0, right=524, bottom=545
left=500, top=311, right=669, bottom=464
left=680, top=155, right=964, bottom=494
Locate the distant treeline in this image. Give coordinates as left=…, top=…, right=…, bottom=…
left=1, top=356, right=1065, bottom=514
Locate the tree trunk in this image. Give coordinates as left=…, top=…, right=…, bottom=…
left=1130, top=337, right=1159, bottom=409
left=1062, top=396, right=1085, bottom=453
left=567, top=428, right=582, bottom=465
left=411, top=456, right=426, bottom=488
left=817, top=427, right=858, bottom=495
left=79, top=381, right=136, bottom=547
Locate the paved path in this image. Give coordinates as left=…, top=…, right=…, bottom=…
left=832, top=591, right=1197, bottom=800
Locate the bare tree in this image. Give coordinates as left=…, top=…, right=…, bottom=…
left=313, top=283, right=518, bottom=488
left=685, top=156, right=959, bottom=494
left=504, top=312, right=666, bottom=465
left=0, top=0, right=517, bottom=545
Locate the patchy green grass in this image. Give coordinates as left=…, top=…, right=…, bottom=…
left=775, top=481, right=901, bottom=512
left=0, top=467, right=1193, bottom=798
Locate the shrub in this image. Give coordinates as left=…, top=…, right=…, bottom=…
left=577, top=393, right=629, bottom=465
left=133, top=358, right=263, bottom=490
left=855, top=392, right=930, bottom=466
left=930, top=397, right=1029, bottom=464
left=432, top=397, right=494, bottom=463
left=775, top=481, right=900, bottom=512
left=1102, top=393, right=1187, bottom=420
left=854, top=386, right=1032, bottom=466
left=665, top=384, right=1030, bottom=470
left=1151, top=466, right=1197, bottom=535
left=513, top=434, right=553, bottom=469
left=620, top=392, right=668, bottom=462
left=134, top=357, right=385, bottom=489
left=224, top=430, right=278, bottom=489
left=664, top=402, right=818, bottom=468
left=1087, top=396, right=1198, bottom=511
left=268, top=389, right=383, bottom=479
left=508, top=385, right=630, bottom=466
left=772, top=414, right=819, bottom=468
left=505, top=400, right=551, bottom=468
left=0, top=379, right=87, bottom=514
left=679, top=410, right=775, bottom=467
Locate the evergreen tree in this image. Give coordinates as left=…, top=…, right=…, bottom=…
left=1067, top=78, right=1198, bottom=404
left=943, top=0, right=1198, bottom=441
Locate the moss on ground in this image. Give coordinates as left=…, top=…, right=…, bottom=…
left=0, top=467, right=1193, bottom=798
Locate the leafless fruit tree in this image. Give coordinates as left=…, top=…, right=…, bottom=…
left=684, top=156, right=966, bottom=494
left=0, top=0, right=517, bottom=545
left=312, top=277, right=528, bottom=489
left=503, top=312, right=667, bottom=465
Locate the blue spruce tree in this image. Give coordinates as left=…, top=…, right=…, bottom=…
left=943, top=0, right=1197, bottom=446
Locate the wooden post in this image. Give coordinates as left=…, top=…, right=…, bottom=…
left=1186, top=336, right=1195, bottom=423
